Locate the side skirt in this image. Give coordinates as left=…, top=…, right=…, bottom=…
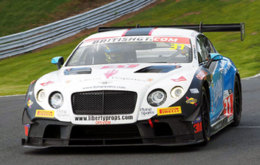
left=210, top=115, right=233, bottom=136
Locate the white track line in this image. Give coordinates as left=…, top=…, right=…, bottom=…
left=0, top=94, right=25, bottom=98
left=242, top=73, right=260, bottom=80
left=236, top=126, right=260, bottom=129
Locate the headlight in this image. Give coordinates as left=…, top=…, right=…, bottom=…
left=171, top=86, right=184, bottom=98
left=37, top=89, right=45, bottom=102
left=147, top=89, right=167, bottom=107
left=49, top=92, right=63, bottom=109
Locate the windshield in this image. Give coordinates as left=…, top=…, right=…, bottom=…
left=66, top=36, right=192, bottom=66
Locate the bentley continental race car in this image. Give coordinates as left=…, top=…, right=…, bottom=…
left=22, top=23, right=244, bottom=148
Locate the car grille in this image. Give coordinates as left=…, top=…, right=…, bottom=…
left=72, top=90, right=137, bottom=115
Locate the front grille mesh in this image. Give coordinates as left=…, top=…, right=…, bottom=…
left=72, top=90, right=137, bottom=115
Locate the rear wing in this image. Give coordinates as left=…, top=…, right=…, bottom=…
left=98, top=23, right=245, bottom=41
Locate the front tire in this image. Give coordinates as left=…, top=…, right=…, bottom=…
left=201, top=86, right=211, bottom=145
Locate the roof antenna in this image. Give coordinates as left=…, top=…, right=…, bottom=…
left=136, top=24, right=140, bottom=28
left=199, top=22, right=203, bottom=33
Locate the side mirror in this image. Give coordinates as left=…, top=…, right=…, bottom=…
left=51, top=56, right=64, bottom=69
left=210, top=53, right=223, bottom=61
left=206, top=53, right=223, bottom=68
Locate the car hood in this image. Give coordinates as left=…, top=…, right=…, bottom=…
left=36, top=63, right=196, bottom=92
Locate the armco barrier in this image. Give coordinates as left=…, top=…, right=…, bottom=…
left=0, top=0, right=155, bottom=59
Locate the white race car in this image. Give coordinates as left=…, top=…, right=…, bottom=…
left=22, top=23, right=244, bottom=148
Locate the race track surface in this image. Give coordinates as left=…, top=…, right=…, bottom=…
left=0, top=76, right=259, bottom=165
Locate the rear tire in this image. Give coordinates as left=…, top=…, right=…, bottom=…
left=231, top=76, right=242, bottom=126
left=201, top=86, right=211, bottom=145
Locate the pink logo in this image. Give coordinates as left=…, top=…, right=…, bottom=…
left=101, top=64, right=139, bottom=69
left=40, top=81, right=54, bottom=86
left=172, top=76, right=187, bottom=82
left=104, top=70, right=118, bottom=79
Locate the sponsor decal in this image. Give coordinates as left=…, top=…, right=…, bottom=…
left=84, top=36, right=119, bottom=42
left=193, top=116, right=202, bottom=124
left=95, top=121, right=111, bottom=125
left=186, top=96, right=198, bottom=106
left=190, top=88, right=199, bottom=94
left=98, top=81, right=112, bottom=85
left=193, top=121, right=202, bottom=133
left=56, top=109, right=69, bottom=118
left=104, top=69, right=118, bottom=79
left=65, top=80, right=71, bottom=84
left=111, top=76, right=146, bottom=82
left=153, top=37, right=190, bottom=44
left=80, top=77, right=102, bottom=82
left=140, top=108, right=154, bottom=116
left=223, top=90, right=234, bottom=119
left=147, top=78, right=153, bottom=82
left=27, top=99, right=33, bottom=108
left=40, top=81, right=54, bottom=86
left=91, top=36, right=153, bottom=44
left=196, top=70, right=207, bottom=80
left=85, top=36, right=190, bottom=45
left=101, top=64, right=139, bottom=69
left=157, top=106, right=182, bottom=116
left=170, top=43, right=185, bottom=50
left=75, top=115, right=133, bottom=122
left=211, top=71, right=223, bottom=112
left=172, top=76, right=187, bottom=82
left=35, top=110, right=55, bottom=118
left=148, top=119, right=154, bottom=128
left=83, top=85, right=125, bottom=90
left=24, top=124, right=30, bottom=136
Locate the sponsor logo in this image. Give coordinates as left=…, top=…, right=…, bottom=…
left=56, top=109, right=69, bottom=118
left=95, top=121, right=111, bottom=125
left=190, top=88, right=199, bottom=94
left=40, top=81, right=54, bottom=86
left=147, top=78, right=153, bottom=82
left=24, top=124, right=30, bottom=136
left=153, top=37, right=190, bottom=44
left=90, top=36, right=153, bottom=44
left=35, top=110, right=55, bottom=118
left=186, top=96, right=198, bottom=106
left=140, top=108, right=154, bottom=116
left=157, top=106, right=182, bottom=116
left=104, top=69, right=118, bottom=79
left=101, top=64, right=139, bottom=69
left=27, top=99, right=33, bottom=108
left=196, top=70, right=207, bottom=80
left=193, top=121, right=202, bottom=133
left=193, top=116, right=202, bottom=124
left=85, top=36, right=190, bottom=44
left=223, top=90, right=234, bottom=118
left=75, top=115, right=133, bottom=122
left=83, top=85, right=126, bottom=90
left=172, top=76, right=187, bottom=82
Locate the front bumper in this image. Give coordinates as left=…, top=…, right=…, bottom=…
left=22, top=116, right=204, bottom=148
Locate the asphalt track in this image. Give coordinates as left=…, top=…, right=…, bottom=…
left=0, top=76, right=259, bottom=165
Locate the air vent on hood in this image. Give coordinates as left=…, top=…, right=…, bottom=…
left=64, top=67, right=91, bottom=75
left=135, top=65, right=181, bottom=73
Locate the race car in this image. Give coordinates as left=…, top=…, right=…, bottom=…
left=22, top=23, right=244, bottom=148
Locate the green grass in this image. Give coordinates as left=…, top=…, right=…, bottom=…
left=0, top=0, right=260, bottom=95
left=0, top=0, right=114, bottom=36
